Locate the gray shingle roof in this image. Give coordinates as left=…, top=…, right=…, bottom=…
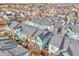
left=7, top=45, right=28, bottom=56
left=0, top=36, right=18, bottom=50
left=62, top=37, right=70, bottom=51
left=49, top=34, right=63, bottom=49
left=8, top=21, right=19, bottom=29
left=22, top=25, right=37, bottom=37
left=0, top=51, right=11, bottom=56
left=70, top=25, right=79, bottom=32
left=69, top=39, right=79, bottom=56
left=31, top=16, right=52, bottom=26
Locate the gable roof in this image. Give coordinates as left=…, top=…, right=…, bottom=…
left=49, top=34, right=63, bottom=48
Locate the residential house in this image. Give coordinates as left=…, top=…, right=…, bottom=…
left=48, top=34, right=64, bottom=54
left=35, top=32, right=53, bottom=49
